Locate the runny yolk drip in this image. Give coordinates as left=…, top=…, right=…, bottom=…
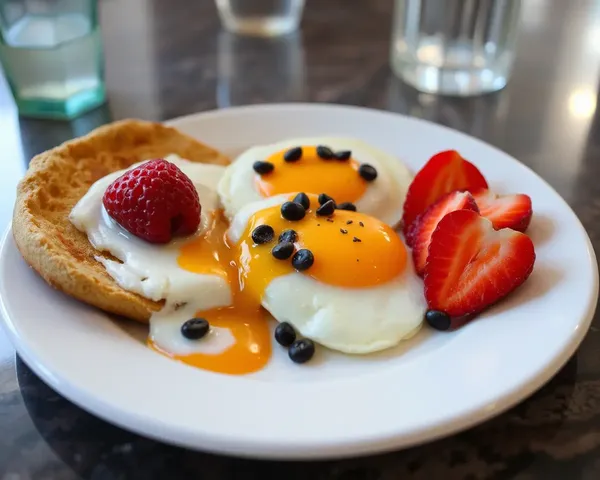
left=151, top=195, right=406, bottom=376
left=255, top=146, right=368, bottom=203
left=149, top=307, right=271, bottom=375
left=238, top=194, right=407, bottom=297
left=149, top=212, right=272, bottom=376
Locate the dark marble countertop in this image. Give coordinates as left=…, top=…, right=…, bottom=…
left=2, top=0, right=600, bottom=478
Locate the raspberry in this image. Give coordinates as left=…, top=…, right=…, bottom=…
left=102, top=159, right=201, bottom=244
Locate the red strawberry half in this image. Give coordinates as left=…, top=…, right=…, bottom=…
left=471, top=188, right=533, bottom=232
left=402, top=150, right=488, bottom=235
left=408, top=191, right=479, bottom=276
left=424, top=209, right=535, bottom=318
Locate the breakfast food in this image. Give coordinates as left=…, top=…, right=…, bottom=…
left=401, top=150, right=536, bottom=330
left=402, top=150, right=488, bottom=238
left=217, top=137, right=413, bottom=226
left=424, top=209, right=535, bottom=317
left=102, top=159, right=202, bottom=243
left=407, top=190, right=479, bottom=275
left=225, top=193, right=425, bottom=354
left=68, top=154, right=252, bottom=370
left=470, top=189, right=533, bottom=232
left=13, top=120, right=228, bottom=322
left=13, top=119, right=539, bottom=376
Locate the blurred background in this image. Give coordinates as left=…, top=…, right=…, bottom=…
left=2, top=0, right=599, bottom=234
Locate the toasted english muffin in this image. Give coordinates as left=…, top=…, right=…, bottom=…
left=13, top=119, right=229, bottom=323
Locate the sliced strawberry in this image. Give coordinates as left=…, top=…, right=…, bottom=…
left=471, top=189, right=532, bottom=232
left=409, top=191, right=479, bottom=275
left=424, top=209, right=535, bottom=318
left=402, top=150, right=488, bottom=235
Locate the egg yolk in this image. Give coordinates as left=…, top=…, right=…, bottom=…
left=238, top=194, right=406, bottom=302
left=153, top=194, right=406, bottom=376
left=255, top=146, right=368, bottom=203
left=149, top=308, right=271, bottom=375
left=149, top=212, right=272, bottom=376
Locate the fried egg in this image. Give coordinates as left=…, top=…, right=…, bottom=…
left=71, top=152, right=423, bottom=375
left=223, top=194, right=425, bottom=354
left=70, top=155, right=272, bottom=375
left=218, top=137, right=412, bottom=227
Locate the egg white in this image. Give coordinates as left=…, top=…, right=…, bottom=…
left=69, top=155, right=235, bottom=356
left=228, top=197, right=426, bottom=354
left=218, top=137, right=413, bottom=227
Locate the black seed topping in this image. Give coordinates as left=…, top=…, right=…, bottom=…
left=316, top=200, right=336, bottom=216
left=359, top=221, right=364, bottom=227
left=275, top=322, right=296, bottom=346
left=289, top=338, right=315, bottom=364
left=279, top=229, right=298, bottom=243
left=334, top=150, right=351, bottom=161
left=316, top=145, right=334, bottom=159
left=337, top=202, right=357, bottom=212
left=284, top=146, right=302, bottom=162
left=272, top=241, right=294, bottom=260
left=293, top=192, right=310, bottom=210
left=181, top=318, right=209, bottom=340
left=358, top=163, right=378, bottom=181
left=292, top=249, right=314, bottom=271
left=425, top=310, right=452, bottom=331
left=318, top=193, right=335, bottom=206
left=253, top=160, right=274, bottom=175
left=326, top=218, right=334, bottom=223
left=281, top=201, right=306, bottom=221
left=346, top=220, right=353, bottom=225
left=317, top=224, right=320, bottom=226
left=353, top=237, right=362, bottom=243
left=252, top=224, right=275, bottom=244
left=340, top=228, right=348, bottom=234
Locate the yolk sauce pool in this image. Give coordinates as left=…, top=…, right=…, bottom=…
left=150, top=195, right=407, bottom=375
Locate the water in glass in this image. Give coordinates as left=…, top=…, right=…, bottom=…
left=0, top=0, right=104, bottom=119
left=390, top=0, right=521, bottom=96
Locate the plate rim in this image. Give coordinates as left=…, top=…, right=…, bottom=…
left=1, top=103, right=598, bottom=459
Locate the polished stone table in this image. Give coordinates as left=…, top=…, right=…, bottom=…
left=2, top=0, right=600, bottom=478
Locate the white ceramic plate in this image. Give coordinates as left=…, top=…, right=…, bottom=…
left=0, top=104, right=597, bottom=459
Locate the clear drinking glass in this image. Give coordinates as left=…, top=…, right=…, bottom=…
left=216, top=0, right=305, bottom=37
left=390, top=0, right=521, bottom=96
left=0, top=0, right=105, bottom=119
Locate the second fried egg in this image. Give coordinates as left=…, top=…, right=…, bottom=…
left=218, top=137, right=413, bottom=227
